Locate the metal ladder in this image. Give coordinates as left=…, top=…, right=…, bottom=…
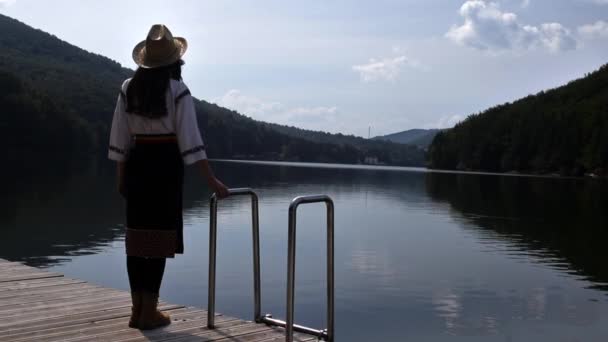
left=207, top=188, right=335, bottom=342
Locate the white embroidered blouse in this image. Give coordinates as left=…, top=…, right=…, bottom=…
left=108, top=78, right=207, bottom=165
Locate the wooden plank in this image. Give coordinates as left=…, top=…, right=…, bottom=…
left=0, top=273, right=63, bottom=283
left=0, top=259, right=319, bottom=342
left=0, top=263, right=14, bottom=268
left=0, top=287, right=130, bottom=312
left=0, top=267, right=59, bottom=274
left=0, top=265, right=57, bottom=273
left=5, top=308, right=208, bottom=342
left=0, top=271, right=60, bottom=280
left=0, top=278, right=85, bottom=291
left=0, top=265, right=33, bottom=271
left=0, top=283, right=106, bottom=300
left=0, top=297, right=136, bottom=325
left=257, top=333, right=318, bottom=342
left=157, top=321, right=275, bottom=342
left=210, top=328, right=316, bottom=342
left=43, top=314, right=226, bottom=342
left=0, top=264, right=54, bottom=273
left=0, top=287, right=121, bottom=307
left=0, top=308, right=195, bottom=341
left=0, top=297, right=176, bottom=324
left=0, top=303, right=182, bottom=333
left=0, top=292, right=131, bottom=316
left=106, top=317, right=253, bottom=342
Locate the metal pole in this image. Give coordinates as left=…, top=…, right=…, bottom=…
left=283, top=195, right=334, bottom=342
left=207, top=195, right=218, bottom=328
left=207, top=188, right=261, bottom=328
left=286, top=204, right=298, bottom=342
left=252, top=193, right=262, bottom=322
left=326, top=200, right=335, bottom=342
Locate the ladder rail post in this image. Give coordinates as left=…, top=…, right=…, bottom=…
left=207, top=194, right=218, bottom=328
left=286, top=203, right=298, bottom=342
left=326, top=199, right=335, bottom=342
left=251, top=192, right=262, bottom=322
left=207, top=188, right=262, bottom=328
left=285, top=195, right=335, bottom=342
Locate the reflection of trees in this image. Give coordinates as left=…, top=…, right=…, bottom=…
left=0, top=167, right=124, bottom=267
left=0, top=164, right=221, bottom=267
left=6, top=158, right=607, bottom=290
left=210, top=161, right=428, bottom=198
left=425, top=172, right=608, bottom=289
left=0, top=162, right=426, bottom=268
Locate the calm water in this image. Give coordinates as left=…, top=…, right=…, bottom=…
left=2, top=160, right=608, bottom=341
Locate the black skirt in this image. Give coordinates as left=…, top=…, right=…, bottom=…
left=125, top=134, right=184, bottom=258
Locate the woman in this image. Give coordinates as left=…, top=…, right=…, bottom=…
left=108, top=24, right=229, bottom=330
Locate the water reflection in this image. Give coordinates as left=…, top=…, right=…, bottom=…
left=425, top=172, right=608, bottom=290
left=2, top=161, right=608, bottom=341
left=0, top=168, right=124, bottom=266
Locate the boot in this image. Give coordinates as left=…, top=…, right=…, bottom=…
left=128, top=292, right=142, bottom=328
left=138, top=292, right=171, bottom=330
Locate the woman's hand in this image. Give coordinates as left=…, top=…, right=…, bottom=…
left=210, top=177, right=229, bottom=198
left=198, top=159, right=229, bottom=198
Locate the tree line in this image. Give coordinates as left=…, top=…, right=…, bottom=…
left=429, top=64, right=608, bottom=177
left=0, top=13, right=426, bottom=178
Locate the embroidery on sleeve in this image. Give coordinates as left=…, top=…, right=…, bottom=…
left=175, top=89, right=191, bottom=105
left=109, top=145, right=126, bottom=155
left=181, top=145, right=206, bottom=157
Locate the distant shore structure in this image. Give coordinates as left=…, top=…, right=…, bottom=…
left=364, top=156, right=380, bottom=165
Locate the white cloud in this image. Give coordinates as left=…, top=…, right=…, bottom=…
left=287, top=106, right=338, bottom=124
left=352, top=55, right=424, bottom=83
left=214, top=89, right=282, bottom=117
left=446, top=1, right=577, bottom=52
left=521, top=0, right=530, bottom=8
left=0, top=0, right=16, bottom=7
left=213, top=89, right=338, bottom=130
left=578, top=20, right=608, bottom=39
left=424, top=115, right=464, bottom=129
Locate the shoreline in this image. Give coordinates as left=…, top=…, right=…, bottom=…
left=211, top=159, right=605, bottom=181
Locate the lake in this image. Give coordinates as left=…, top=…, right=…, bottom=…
left=2, top=160, right=608, bottom=341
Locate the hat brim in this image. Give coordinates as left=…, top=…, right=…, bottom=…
left=132, top=37, right=188, bottom=69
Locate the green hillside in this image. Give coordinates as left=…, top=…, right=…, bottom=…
left=429, top=65, right=608, bottom=176
left=0, top=14, right=425, bottom=173
left=373, top=129, right=441, bottom=149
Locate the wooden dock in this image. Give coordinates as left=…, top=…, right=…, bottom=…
left=0, top=258, right=317, bottom=342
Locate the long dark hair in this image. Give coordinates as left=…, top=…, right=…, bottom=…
left=126, top=59, right=184, bottom=118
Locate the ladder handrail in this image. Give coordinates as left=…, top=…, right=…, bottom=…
left=285, top=195, right=335, bottom=342
left=208, top=190, right=335, bottom=342
left=207, top=188, right=262, bottom=328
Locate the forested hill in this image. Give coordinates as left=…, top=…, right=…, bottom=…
left=0, top=14, right=425, bottom=174
left=373, top=129, right=440, bottom=149
left=428, top=64, right=608, bottom=177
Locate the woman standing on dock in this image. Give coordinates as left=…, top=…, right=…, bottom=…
left=108, top=24, right=229, bottom=330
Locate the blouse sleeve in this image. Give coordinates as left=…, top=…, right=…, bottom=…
left=108, top=85, right=130, bottom=162
left=175, top=84, right=208, bottom=165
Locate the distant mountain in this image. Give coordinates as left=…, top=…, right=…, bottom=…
left=0, top=14, right=426, bottom=172
left=373, top=129, right=441, bottom=149
left=428, top=64, right=608, bottom=176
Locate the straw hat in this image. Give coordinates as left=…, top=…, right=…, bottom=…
left=132, top=24, right=188, bottom=68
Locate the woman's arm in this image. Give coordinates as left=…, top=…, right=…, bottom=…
left=197, top=159, right=229, bottom=198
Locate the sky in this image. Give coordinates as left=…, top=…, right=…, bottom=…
left=1, top=0, right=607, bottom=137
